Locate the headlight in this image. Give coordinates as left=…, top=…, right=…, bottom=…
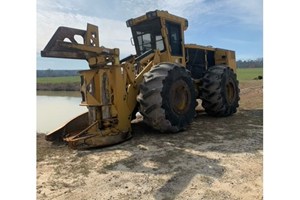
left=126, top=19, right=134, bottom=27
left=146, top=11, right=157, bottom=19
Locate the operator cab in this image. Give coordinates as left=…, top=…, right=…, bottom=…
left=130, top=18, right=164, bottom=55
left=126, top=10, right=188, bottom=65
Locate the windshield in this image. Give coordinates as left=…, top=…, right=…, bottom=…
left=131, top=18, right=165, bottom=56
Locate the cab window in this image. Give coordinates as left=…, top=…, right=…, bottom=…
left=166, top=21, right=182, bottom=56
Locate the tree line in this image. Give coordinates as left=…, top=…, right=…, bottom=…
left=37, top=69, right=79, bottom=77
left=236, top=58, right=263, bottom=68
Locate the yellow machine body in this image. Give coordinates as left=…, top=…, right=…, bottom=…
left=41, top=10, right=238, bottom=149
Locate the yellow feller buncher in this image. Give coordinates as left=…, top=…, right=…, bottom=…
left=41, top=10, right=240, bottom=149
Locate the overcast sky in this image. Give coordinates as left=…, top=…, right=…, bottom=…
left=37, top=0, right=263, bottom=70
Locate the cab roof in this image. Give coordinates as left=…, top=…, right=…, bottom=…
left=126, top=10, right=188, bottom=30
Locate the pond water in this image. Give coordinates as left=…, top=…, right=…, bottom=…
left=37, top=91, right=87, bottom=133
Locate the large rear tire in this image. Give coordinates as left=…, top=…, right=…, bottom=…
left=200, top=65, right=240, bottom=117
left=137, top=62, right=196, bottom=132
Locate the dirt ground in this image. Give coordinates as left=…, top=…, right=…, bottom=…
left=37, top=80, right=263, bottom=200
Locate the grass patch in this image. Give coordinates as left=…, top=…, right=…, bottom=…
left=236, top=68, right=263, bottom=81
left=37, top=76, right=80, bottom=91
left=37, top=76, right=80, bottom=84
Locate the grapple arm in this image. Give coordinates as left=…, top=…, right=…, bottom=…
left=41, top=23, right=119, bottom=67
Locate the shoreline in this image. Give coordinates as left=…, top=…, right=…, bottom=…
left=37, top=83, right=80, bottom=91
left=37, top=79, right=262, bottom=92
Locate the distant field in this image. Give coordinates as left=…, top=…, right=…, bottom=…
left=236, top=68, right=263, bottom=80
left=37, top=68, right=263, bottom=85
left=37, top=76, right=80, bottom=84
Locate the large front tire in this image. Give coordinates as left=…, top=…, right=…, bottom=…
left=200, top=65, right=240, bottom=117
left=137, top=62, right=196, bottom=132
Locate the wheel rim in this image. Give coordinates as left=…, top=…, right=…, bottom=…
left=170, top=80, right=191, bottom=114
left=226, top=80, right=235, bottom=104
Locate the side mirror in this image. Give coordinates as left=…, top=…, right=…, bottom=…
left=130, top=37, right=135, bottom=46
